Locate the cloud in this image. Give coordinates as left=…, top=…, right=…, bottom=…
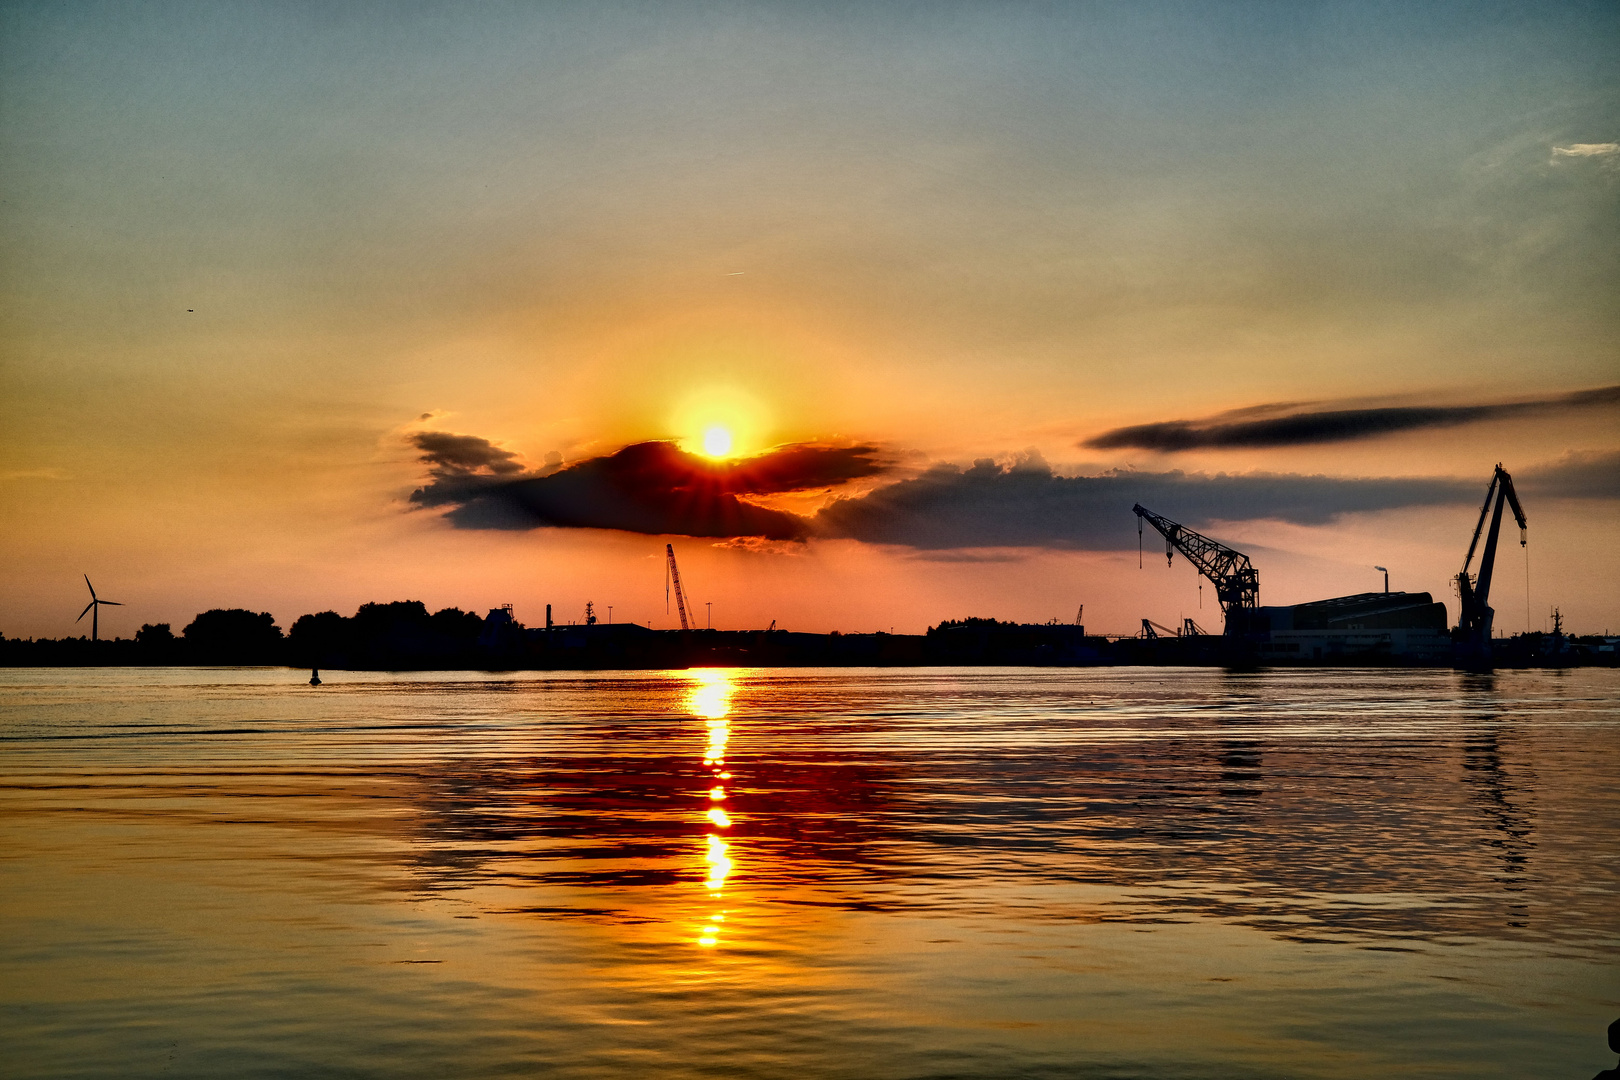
left=407, top=431, right=555, bottom=518
left=814, top=452, right=1475, bottom=550
left=1553, top=142, right=1620, bottom=158
left=0, top=467, right=68, bottom=481
left=412, top=431, right=529, bottom=477
left=903, top=550, right=1030, bottom=563
left=1082, top=385, right=1620, bottom=452
left=411, top=436, right=886, bottom=539
left=711, top=537, right=808, bottom=556
left=1521, top=449, right=1620, bottom=499
left=409, top=433, right=1617, bottom=552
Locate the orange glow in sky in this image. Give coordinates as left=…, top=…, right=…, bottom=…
left=0, top=3, right=1615, bottom=640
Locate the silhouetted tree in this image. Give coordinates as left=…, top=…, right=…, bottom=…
left=288, top=610, right=348, bottom=666
left=928, top=617, right=1012, bottom=634
left=285, top=602, right=491, bottom=668
left=349, top=601, right=432, bottom=665
left=135, top=623, right=173, bottom=645
left=182, top=609, right=284, bottom=664
left=353, top=600, right=431, bottom=629
left=134, top=622, right=179, bottom=662
left=429, top=606, right=484, bottom=643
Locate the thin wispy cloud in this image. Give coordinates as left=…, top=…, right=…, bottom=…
left=0, top=467, right=69, bottom=482
left=1552, top=142, right=1619, bottom=158
left=1082, top=385, right=1620, bottom=452
left=1551, top=142, right=1620, bottom=172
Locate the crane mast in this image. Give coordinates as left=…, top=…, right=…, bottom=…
left=1132, top=504, right=1259, bottom=633
left=665, top=543, right=693, bottom=631
left=1456, top=464, right=1527, bottom=663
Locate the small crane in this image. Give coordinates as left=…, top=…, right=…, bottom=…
left=665, top=543, right=693, bottom=631
left=1132, top=505, right=1259, bottom=634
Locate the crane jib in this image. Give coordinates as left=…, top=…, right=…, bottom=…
left=665, top=544, right=693, bottom=631
left=1131, top=504, right=1259, bottom=629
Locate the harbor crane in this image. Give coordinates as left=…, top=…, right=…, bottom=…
left=1456, top=464, right=1527, bottom=665
left=1137, top=617, right=1211, bottom=640
left=1132, top=505, right=1259, bottom=634
left=665, top=543, right=694, bottom=631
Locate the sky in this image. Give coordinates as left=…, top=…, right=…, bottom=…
left=1, top=0, right=1616, bottom=639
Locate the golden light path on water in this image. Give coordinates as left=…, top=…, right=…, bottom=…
left=686, top=668, right=736, bottom=948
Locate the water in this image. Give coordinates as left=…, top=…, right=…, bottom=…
left=2, top=666, right=1616, bottom=1079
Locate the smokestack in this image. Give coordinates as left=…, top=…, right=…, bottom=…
left=546, top=603, right=553, bottom=630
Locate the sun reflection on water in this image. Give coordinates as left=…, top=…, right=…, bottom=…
left=686, top=669, right=738, bottom=947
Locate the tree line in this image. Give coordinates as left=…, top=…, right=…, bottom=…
left=0, top=602, right=499, bottom=667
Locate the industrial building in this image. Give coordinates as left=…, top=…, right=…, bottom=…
left=1239, top=591, right=1451, bottom=664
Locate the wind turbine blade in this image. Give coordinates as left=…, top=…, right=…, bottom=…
left=102, top=601, right=124, bottom=606
left=84, top=575, right=97, bottom=600
left=77, top=601, right=95, bottom=621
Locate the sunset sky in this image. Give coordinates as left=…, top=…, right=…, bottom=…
left=2, top=1, right=1616, bottom=639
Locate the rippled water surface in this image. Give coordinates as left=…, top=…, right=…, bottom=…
left=2, top=666, right=1617, bottom=1078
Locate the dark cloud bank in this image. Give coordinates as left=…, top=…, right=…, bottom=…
left=1522, top=449, right=1620, bottom=500
left=832, top=452, right=1619, bottom=550
left=1085, top=385, right=1620, bottom=452
left=410, top=434, right=1617, bottom=552
left=812, top=453, right=1474, bottom=550
left=410, top=435, right=885, bottom=540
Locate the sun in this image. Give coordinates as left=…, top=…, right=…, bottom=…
left=702, top=426, right=734, bottom=458
left=672, top=386, right=769, bottom=458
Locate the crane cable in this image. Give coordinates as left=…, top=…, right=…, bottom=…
left=1524, top=541, right=1531, bottom=635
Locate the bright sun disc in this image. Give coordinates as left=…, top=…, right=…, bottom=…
left=702, top=426, right=733, bottom=457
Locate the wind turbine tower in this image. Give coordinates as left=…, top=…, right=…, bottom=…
left=77, top=576, right=123, bottom=641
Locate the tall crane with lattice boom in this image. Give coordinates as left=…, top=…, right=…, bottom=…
left=1132, top=504, right=1259, bottom=634
left=1456, top=464, right=1527, bottom=665
left=665, top=543, right=693, bottom=631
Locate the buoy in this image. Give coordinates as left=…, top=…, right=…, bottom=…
left=309, top=667, right=322, bottom=686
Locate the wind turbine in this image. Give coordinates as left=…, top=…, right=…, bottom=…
left=77, top=576, right=123, bottom=641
